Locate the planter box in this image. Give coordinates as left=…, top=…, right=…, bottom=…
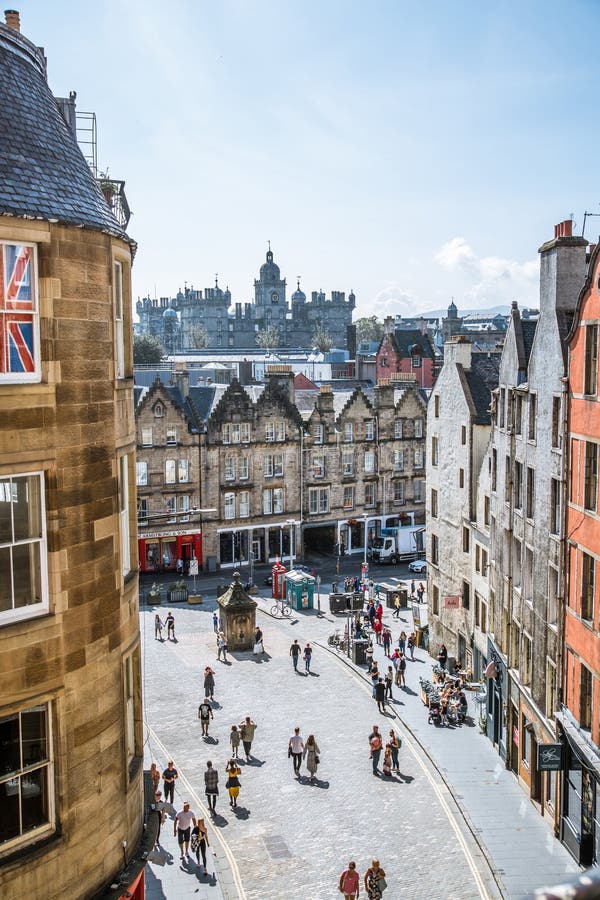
left=188, top=595, right=203, bottom=605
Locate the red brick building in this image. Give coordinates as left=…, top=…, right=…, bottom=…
left=560, top=235, right=600, bottom=866
left=375, top=318, right=436, bottom=388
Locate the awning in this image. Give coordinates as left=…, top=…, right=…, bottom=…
left=556, top=710, right=600, bottom=779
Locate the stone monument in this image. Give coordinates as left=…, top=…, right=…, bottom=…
left=216, top=572, right=258, bottom=651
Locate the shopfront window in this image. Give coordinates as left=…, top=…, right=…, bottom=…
left=566, top=750, right=582, bottom=834
left=162, top=539, right=176, bottom=569
left=145, top=542, right=160, bottom=570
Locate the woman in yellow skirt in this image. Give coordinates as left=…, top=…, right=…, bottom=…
left=225, top=759, right=241, bottom=807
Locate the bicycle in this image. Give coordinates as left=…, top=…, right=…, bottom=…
left=270, top=601, right=292, bottom=617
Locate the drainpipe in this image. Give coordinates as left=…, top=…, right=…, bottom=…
left=503, top=386, right=516, bottom=770
left=299, top=426, right=304, bottom=557
left=555, top=376, right=570, bottom=837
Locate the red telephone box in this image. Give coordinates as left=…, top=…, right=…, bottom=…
left=271, top=561, right=287, bottom=599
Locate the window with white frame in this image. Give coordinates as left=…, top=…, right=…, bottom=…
left=365, top=420, right=375, bottom=441
left=273, top=487, right=284, bottom=514
left=136, top=461, right=147, bottom=486
left=224, top=492, right=235, bottom=520
left=364, top=450, right=375, bottom=473
left=141, top=426, right=153, bottom=447
left=412, top=353, right=421, bottom=368
left=273, top=453, right=283, bottom=477
left=312, top=454, right=325, bottom=478
left=166, top=496, right=177, bottom=523
left=344, top=422, right=353, bottom=442
left=342, top=449, right=353, bottom=476
left=177, top=459, right=189, bottom=483
left=276, top=421, right=286, bottom=442
left=0, top=704, right=54, bottom=850
left=365, top=482, right=376, bottom=507
left=225, top=457, right=236, bottom=481
left=413, top=479, right=424, bottom=503
left=0, top=472, right=47, bottom=623
left=414, top=448, right=424, bottom=470
left=124, top=648, right=142, bottom=771
left=222, top=424, right=231, bottom=444
left=394, top=420, right=403, bottom=439
left=309, top=487, right=329, bottom=514
left=393, top=449, right=404, bottom=473
left=114, top=260, right=125, bottom=379
left=239, top=491, right=250, bottom=518
left=179, top=495, right=190, bottom=522
left=119, top=455, right=131, bottom=575
left=393, top=481, right=404, bottom=504
left=263, top=487, right=284, bottom=515
left=241, top=422, right=250, bottom=443
left=231, top=423, right=241, bottom=444
left=165, top=460, right=176, bottom=484
left=166, top=426, right=177, bottom=445
left=239, top=457, right=249, bottom=480
left=414, top=418, right=423, bottom=439
left=314, top=423, right=324, bottom=444
left=0, top=242, right=40, bottom=384
left=265, top=421, right=275, bottom=442
left=343, top=486, right=354, bottom=509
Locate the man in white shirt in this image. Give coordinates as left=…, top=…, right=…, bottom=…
left=288, top=727, right=305, bottom=777
left=174, top=802, right=197, bottom=859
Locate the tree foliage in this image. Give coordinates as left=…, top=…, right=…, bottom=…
left=189, top=324, right=210, bottom=349
left=133, top=333, right=163, bottom=364
left=311, top=323, right=333, bottom=353
left=255, top=326, right=281, bottom=352
left=355, top=315, right=384, bottom=344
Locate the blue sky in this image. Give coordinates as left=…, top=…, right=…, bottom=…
left=21, top=0, right=600, bottom=318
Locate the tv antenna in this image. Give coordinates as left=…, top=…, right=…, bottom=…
left=582, top=209, right=600, bottom=238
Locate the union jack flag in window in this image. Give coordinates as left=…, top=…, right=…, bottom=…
left=0, top=243, right=38, bottom=380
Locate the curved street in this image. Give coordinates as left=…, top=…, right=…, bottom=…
left=141, top=582, right=576, bottom=900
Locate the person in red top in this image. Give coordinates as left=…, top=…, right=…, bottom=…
left=373, top=616, right=383, bottom=645
left=339, top=860, right=360, bottom=898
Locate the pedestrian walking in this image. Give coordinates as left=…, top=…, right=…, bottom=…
left=370, top=661, right=379, bottom=697
left=162, top=760, right=178, bottom=804
left=382, top=744, right=392, bottom=777
left=369, top=725, right=383, bottom=775
left=389, top=730, right=401, bottom=773
left=373, top=617, right=382, bottom=645
left=239, top=716, right=257, bottom=760
left=303, top=642, right=313, bottom=673
left=382, top=627, right=391, bottom=657
left=375, top=678, right=386, bottom=714
left=225, top=759, right=242, bottom=807
left=212, top=611, right=219, bottom=633
left=366, top=642, right=374, bottom=673
left=152, top=789, right=166, bottom=846
left=166, top=611, right=175, bottom=641
left=339, top=861, right=361, bottom=899
left=204, top=761, right=219, bottom=815
left=191, top=819, right=209, bottom=872
left=398, top=630, right=407, bottom=654
left=391, top=649, right=400, bottom=686
left=203, top=666, right=215, bottom=700
left=288, top=727, right=304, bottom=777
left=417, top=581, right=425, bottom=603
left=397, top=652, right=407, bottom=687
left=176, top=558, right=183, bottom=576
left=253, top=626, right=264, bottom=655
left=174, top=801, right=197, bottom=859
left=375, top=601, right=383, bottom=624
left=217, top=632, right=228, bottom=662
left=303, top=733, right=320, bottom=783
left=198, top=697, right=214, bottom=737
left=154, top=614, right=164, bottom=640
left=410, top=579, right=416, bottom=598
left=368, top=578, right=375, bottom=601
left=438, top=642, right=448, bottom=669
left=150, top=762, right=161, bottom=793
left=407, top=632, right=416, bottom=661
left=365, top=860, right=387, bottom=899
left=384, top=666, right=394, bottom=700
left=367, top=602, right=376, bottom=627
left=290, top=639, right=301, bottom=671
left=393, top=593, right=401, bottom=619
left=230, top=725, right=240, bottom=758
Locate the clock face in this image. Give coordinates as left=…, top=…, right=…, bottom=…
left=271, top=291, right=279, bottom=303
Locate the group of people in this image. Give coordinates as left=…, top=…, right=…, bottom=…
left=154, top=611, right=176, bottom=641
left=289, top=638, right=313, bottom=672
left=339, top=858, right=387, bottom=899
left=149, top=762, right=212, bottom=873
left=287, top=727, right=321, bottom=782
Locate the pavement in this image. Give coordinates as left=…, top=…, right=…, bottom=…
left=141, top=579, right=579, bottom=900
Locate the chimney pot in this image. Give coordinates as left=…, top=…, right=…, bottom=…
left=4, top=9, right=20, bottom=30
left=554, top=220, right=572, bottom=239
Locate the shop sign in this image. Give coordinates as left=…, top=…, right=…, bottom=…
left=139, top=528, right=200, bottom=539
left=444, top=596, right=460, bottom=609
left=537, top=743, right=564, bottom=771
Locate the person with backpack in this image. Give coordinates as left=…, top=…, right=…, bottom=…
left=397, top=652, right=407, bottom=687
left=191, top=818, right=209, bottom=873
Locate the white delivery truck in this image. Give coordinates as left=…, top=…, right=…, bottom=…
left=367, top=523, right=425, bottom=565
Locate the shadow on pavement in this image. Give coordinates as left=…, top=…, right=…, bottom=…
left=298, top=775, right=330, bottom=789
left=211, top=812, right=228, bottom=826
left=203, top=735, right=219, bottom=745
left=233, top=805, right=251, bottom=819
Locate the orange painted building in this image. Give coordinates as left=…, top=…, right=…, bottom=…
left=560, top=238, right=600, bottom=865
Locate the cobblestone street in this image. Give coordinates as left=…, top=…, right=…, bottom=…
left=142, top=588, right=577, bottom=899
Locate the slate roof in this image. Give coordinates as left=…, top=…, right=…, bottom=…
left=390, top=328, right=435, bottom=359
left=0, top=24, right=129, bottom=241
left=461, top=354, right=501, bottom=425
left=521, top=320, right=537, bottom=363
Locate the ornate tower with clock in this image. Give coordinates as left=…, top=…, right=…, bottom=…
left=254, top=244, right=287, bottom=332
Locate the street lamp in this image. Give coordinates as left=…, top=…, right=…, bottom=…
left=363, top=515, right=369, bottom=565
left=190, top=507, right=217, bottom=574
left=286, top=518, right=295, bottom=571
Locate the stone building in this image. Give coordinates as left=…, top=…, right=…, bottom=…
left=426, top=338, right=500, bottom=678
left=559, top=238, right=600, bottom=866
left=0, top=12, right=143, bottom=900
left=135, top=367, right=427, bottom=571
left=486, top=221, right=587, bottom=827
left=135, top=247, right=356, bottom=351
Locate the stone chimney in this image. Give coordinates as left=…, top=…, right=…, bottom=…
left=173, top=362, right=189, bottom=398
left=539, top=220, right=588, bottom=313
left=4, top=9, right=20, bottom=30
left=316, top=384, right=334, bottom=413
left=375, top=378, right=395, bottom=409
left=383, top=316, right=394, bottom=336
left=443, top=335, right=472, bottom=370
left=265, top=364, right=295, bottom=403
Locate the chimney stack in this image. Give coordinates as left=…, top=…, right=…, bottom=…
left=4, top=9, right=20, bottom=30
left=554, top=219, right=573, bottom=239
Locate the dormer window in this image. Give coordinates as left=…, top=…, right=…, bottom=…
left=411, top=354, right=421, bottom=368
left=314, top=424, right=324, bottom=444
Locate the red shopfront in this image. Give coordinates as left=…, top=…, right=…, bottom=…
left=138, top=530, right=202, bottom=574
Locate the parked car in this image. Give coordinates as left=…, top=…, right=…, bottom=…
left=264, top=563, right=316, bottom=586
left=408, top=558, right=427, bottom=574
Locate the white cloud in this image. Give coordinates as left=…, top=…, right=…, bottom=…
left=435, top=237, right=539, bottom=309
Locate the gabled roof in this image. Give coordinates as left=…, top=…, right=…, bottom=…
left=0, top=24, right=130, bottom=241
left=459, top=354, right=500, bottom=425
left=385, top=328, right=435, bottom=360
